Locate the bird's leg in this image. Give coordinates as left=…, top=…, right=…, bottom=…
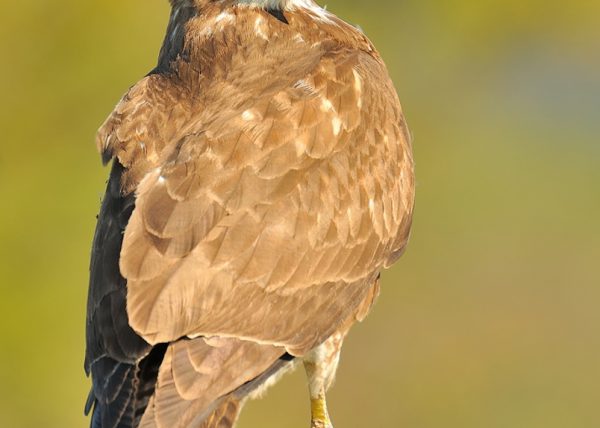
left=303, top=333, right=345, bottom=428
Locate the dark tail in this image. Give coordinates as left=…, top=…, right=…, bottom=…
left=86, top=345, right=167, bottom=428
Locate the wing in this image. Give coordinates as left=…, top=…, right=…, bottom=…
left=113, top=48, right=414, bottom=356
left=86, top=78, right=294, bottom=427
left=85, top=159, right=163, bottom=428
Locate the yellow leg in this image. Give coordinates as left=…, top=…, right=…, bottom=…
left=310, top=394, right=332, bottom=428
left=303, top=333, right=346, bottom=428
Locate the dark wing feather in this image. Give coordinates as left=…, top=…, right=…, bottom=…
left=85, top=161, right=165, bottom=428
left=85, top=161, right=149, bottom=369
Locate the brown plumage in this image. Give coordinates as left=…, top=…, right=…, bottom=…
left=85, top=1, right=414, bottom=428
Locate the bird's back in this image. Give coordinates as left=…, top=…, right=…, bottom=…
left=85, top=2, right=414, bottom=427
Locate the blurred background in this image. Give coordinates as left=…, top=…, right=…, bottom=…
left=0, top=0, right=598, bottom=427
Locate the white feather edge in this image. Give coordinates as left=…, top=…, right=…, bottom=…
left=236, top=0, right=332, bottom=20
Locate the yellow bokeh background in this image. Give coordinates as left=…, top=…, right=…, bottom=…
left=0, top=1, right=598, bottom=427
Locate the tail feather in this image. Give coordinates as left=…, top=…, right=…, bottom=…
left=138, top=337, right=292, bottom=428
left=86, top=344, right=167, bottom=428
left=88, top=337, right=293, bottom=428
left=199, top=397, right=241, bottom=428
left=87, top=361, right=136, bottom=428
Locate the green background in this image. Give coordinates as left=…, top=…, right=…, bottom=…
left=0, top=1, right=598, bottom=427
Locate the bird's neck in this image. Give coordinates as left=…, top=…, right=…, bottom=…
left=169, top=0, right=321, bottom=11
left=155, top=2, right=198, bottom=73
left=236, top=0, right=302, bottom=9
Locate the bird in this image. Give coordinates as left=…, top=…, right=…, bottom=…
left=84, top=1, right=415, bottom=427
